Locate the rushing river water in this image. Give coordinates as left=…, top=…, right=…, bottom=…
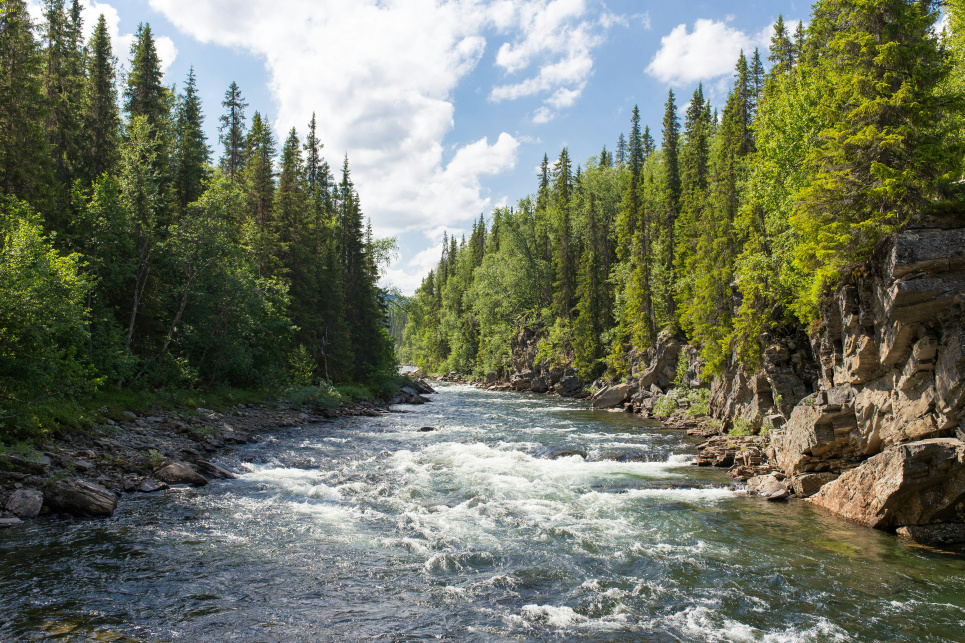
left=2, top=383, right=965, bottom=642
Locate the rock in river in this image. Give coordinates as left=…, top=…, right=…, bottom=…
left=138, top=478, right=169, bottom=493
left=46, top=478, right=118, bottom=517
left=154, top=461, right=209, bottom=487
left=5, top=488, right=44, bottom=519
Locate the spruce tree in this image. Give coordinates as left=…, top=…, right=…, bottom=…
left=243, top=111, right=276, bottom=228
left=81, top=13, right=120, bottom=186
left=173, top=68, right=210, bottom=213
left=661, top=89, right=681, bottom=325
left=124, top=24, right=167, bottom=130
left=769, top=15, right=795, bottom=76
left=0, top=0, right=53, bottom=208
left=219, top=82, right=248, bottom=183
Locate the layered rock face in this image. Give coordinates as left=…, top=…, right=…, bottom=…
left=769, top=224, right=965, bottom=542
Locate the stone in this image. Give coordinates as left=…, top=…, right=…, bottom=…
left=774, top=388, right=859, bottom=476
left=138, top=478, right=169, bottom=493
left=45, top=478, right=118, bottom=517
left=74, top=460, right=95, bottom=472
left=154, top=462, right=208, bottom=487
left=530, top=377, right=549, bottom=394
left=790, top=472, right=838, bottom=498
left=0, top=453, right=51, bottom=476
left=807, top=438, right=965, bottom=529
left=746, top=474, right=789, bottom=500
left=592, top=383, right=633, bottom=410
left=198, top=460, right=239, bottom=480
left=556, top=376, right=583, bottom=396
left=0, top=517, right=23, bottom=528
left=5, top=489, right=43, bottom=519
left=417, top=426, right=436, bottom=432
left=896, top=523, right=965, bottom=546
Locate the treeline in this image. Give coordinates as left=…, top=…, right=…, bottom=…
left=401, top=0, right=965, bottom=380
left=0, top=1, right=395, bottom=435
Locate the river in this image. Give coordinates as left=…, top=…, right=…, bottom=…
left=2, top=383, right=964, bottom=642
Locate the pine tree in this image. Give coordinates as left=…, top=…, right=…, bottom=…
left=41, top=0, right=86, bottom=211
left=615, top=133, right=627, bottom=166
left=750, top=49, right=765, bottom=104
left=0, top=0, right=53, bottom=208
left=173, top=68, right=209, bottom=213
left=675, top=83, right=712, bottom=312
left=661, top=89, right=681, bottom=325
left=219, top=82, right=248, bottom=183
left=124, top=24, right=167, bottom=130
left=81, top=13, right=120, bottom=186
left=551, top=148, right=575, bottom=319
left=769, top=15, right=795, bottom=77
left=243, top=111, right=276, bottom=228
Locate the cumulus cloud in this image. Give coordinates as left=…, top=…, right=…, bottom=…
left=646, top=18, right=770, bottom=86
left=146, top=0, right=620, bottom=291
left=28, top=1, right=178, bottom=73
left=489, top=0, right=614, bottom=123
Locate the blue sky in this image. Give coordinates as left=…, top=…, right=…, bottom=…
left=32, top=0, right=808, bottom=293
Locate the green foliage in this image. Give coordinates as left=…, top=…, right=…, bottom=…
left=653, top=394, right=678, bottom=418
left=730, top=416, right=753, bottom=436
left=0, top=199, right=92, bottom=439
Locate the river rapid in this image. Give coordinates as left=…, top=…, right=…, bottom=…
left=2, top=383, right=964, bottom=642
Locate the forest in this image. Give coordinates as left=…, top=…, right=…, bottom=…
left=0, top=0, right=396, bottom=439
left=400, top=0, right=965, bottom=383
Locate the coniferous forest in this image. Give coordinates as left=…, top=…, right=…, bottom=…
left=0, top=0, right=396, bottom=438
left=401, top=0, right=965, bottom=383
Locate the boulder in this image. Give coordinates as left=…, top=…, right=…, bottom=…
left=5, top=488, right=43, bottom=519
left=746, top=474, right=790, bottom=501
left=530, top=377, right=549, bottom=394
left=807, top=438, right=965, bottom=528
left=154, top=462, right=208, bottom=487
left=138, top=478, right=169, bottom=493
left=556, top=376, right=583, bottom=396
left=0, top=517, right=23, bottom=528
left=197, top=460, right=239, bottom=480
left=790, top=472, right=838, bottom=498
left=896, top=523, right=965, bottom=546
left=417, top=426, right=436, bottom=432
left=412, top=379, right=436, bottom=395
left=45, top=478, right=118, bottom=517
left=592, top=383, right=633, bottom=410
left=774, top=387, right=860, bottom=476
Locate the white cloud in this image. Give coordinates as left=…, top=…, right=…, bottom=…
left=28, top=1, right=178, bottom=74
left=646, top=18, right=769, bottom=86
left=488, top=0, right=618, bottom=122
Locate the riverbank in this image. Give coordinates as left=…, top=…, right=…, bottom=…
left=0, top=379, right=436, bottom=526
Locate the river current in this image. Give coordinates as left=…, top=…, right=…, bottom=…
left=2, top=383, right=965, bottom=642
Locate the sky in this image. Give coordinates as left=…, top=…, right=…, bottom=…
left=29, top=0, right=809, bottom=294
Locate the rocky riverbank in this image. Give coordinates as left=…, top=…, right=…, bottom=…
left=0, top=380, right=437, bottom=526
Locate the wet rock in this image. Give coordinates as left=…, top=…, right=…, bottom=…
left=556, top=376, right=583, bottom=396
left=138, top=478, right=169, bottom=493
left=530, top=377, right=549, bottom=394
left=807, top=438, right=965, bottom=528
left=0, top=516, right=23, bottom=528
left=5, top=489, right=43, bottom=519
left=46, top=478, right=118, bottom=517
left=197, top=460, right=239, bottom=480
left=790, top=472, right=838, bottom=498
left=592, top=383, right=633, bottom=410
left=412, top=379, right=436, bottom=395
left=417, top=426, right=436, bottom=432
left=896, top=523, right=965, bottom=546
left=154, top=461, right=208, bottom=487
left=74, top=460, right=95, bottom=472
left=747, top=474, right=790, bottom=501
left=545, top=448, right=587, bottom=460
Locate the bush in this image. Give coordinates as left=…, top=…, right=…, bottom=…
left=0, top=199, right=94, bottom=440
left=653, top=394, right=678, bottom=417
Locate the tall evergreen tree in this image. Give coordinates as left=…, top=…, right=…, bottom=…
left=243, top=111, right=276, bottom=228
left=81, top=13, right=120, bottom=186
left=173, top=67, right=209, bottom=213
left=769, top=15, right=795, bottom=76
left=219, top=81, right=247, bottom=183
left=661, top=89, right=681, bottom=325
left=123, top=24, right=167, bottom=129
left=0, top=0, right=52, bottom=208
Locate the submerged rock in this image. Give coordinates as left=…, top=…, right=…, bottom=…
left=154, top=462, right=208, bottom=487
left=138, top=478, right=169, bottom=493
left=592, top=383, right=633, bottom=410
left=46, top=478, right=118, bottom=517
left=0, top=516, right=23, bottom=528
left=5, top=488, right=43, bottom=519
left=896, top=523, right=965, bottom=546
left=417, top=426, right=436, bottom=432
